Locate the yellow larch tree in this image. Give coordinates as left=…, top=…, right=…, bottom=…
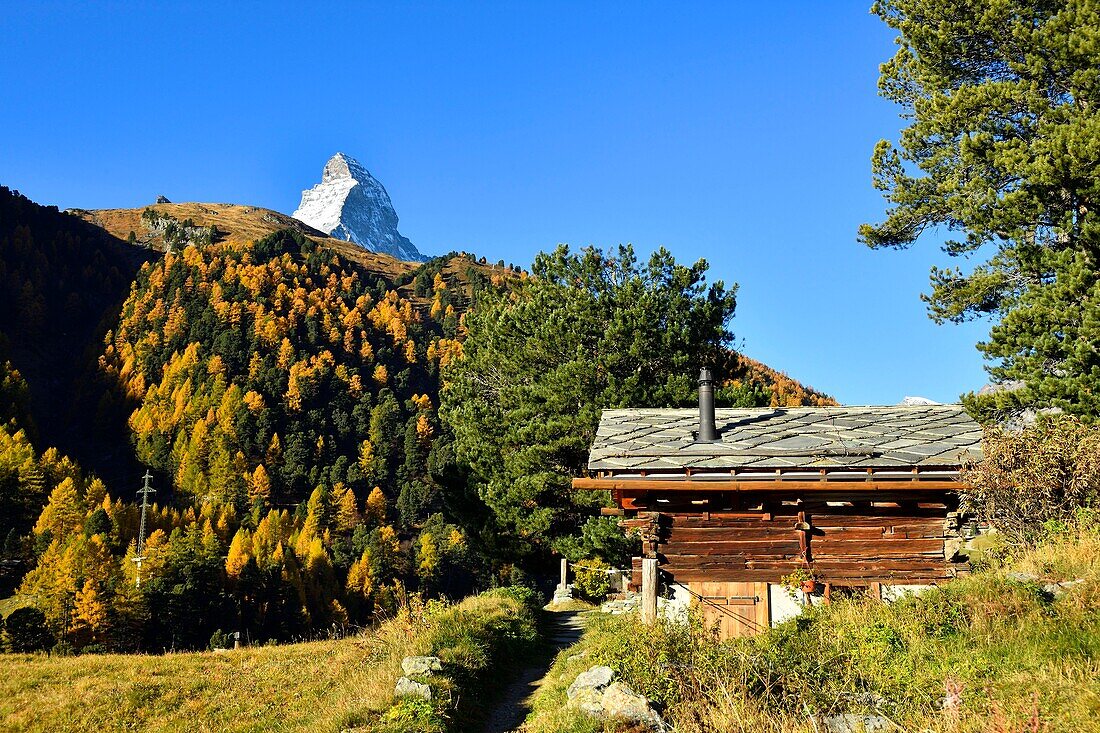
left=70, top=579, right=110, bottom=646
left=334, top=486, right=359, bottom=533
left=365, top=486, right=387, bottom=525
left=226, top=527, right=252, bottom=578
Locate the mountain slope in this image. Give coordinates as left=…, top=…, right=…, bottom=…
left=732, top=354, right=836, bottom=407
left=292, top=153, right=425, bottom=261
left=71, top=202, right=512, bottom=312
left=71, top=201, right=837, bottom=409
left=0, top=187, right=151, bottom=485
left=71, top=201, right=412, bottom=277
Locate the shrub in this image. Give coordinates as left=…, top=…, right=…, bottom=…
left=3, top=606, right=53, bottom=653
left=573, top=558, right=612, bottom=601
left=485, top=584, right=542, bottom=610
left=962, top=415, right=1100, bottom=544
left=378, top=698, right=446, bottom=733
left=208, top=629, right=231, bottom=650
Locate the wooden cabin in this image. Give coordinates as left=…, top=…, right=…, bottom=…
left=572, top=371, right=983, bottom=638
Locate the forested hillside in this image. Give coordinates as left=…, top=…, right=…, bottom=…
left=0, top=187, right=151, bottom=478
left=0, top=187, right=835, bottom=653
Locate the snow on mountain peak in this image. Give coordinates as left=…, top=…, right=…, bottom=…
left=292, top=153, right=426, bottom=261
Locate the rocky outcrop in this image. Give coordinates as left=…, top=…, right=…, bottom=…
left=292, top=153, right=425, bottom=261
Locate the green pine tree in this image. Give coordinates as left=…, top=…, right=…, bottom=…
left=440, top=244, right=737, bottom=545
left=862, top=0, right=1100, bottom=420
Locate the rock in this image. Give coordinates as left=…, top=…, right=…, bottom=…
left=566, top=686, right=606, bottom=718
left=566, top=665, right=614, bottom=699
left=401, top=655, right=442, bottom=677
left=601, top=682, right=666, bottom=729
left=1043, top=578, right=1086, bottom=598
left=1005, top=571, right=1039, bottom=584
left=551, top=583, right=574, bottom=606
left=155, top=195, right=171, bottom=204
left=565, top=667, right=667, bottom=731
left=600, top=597, right=638, bottom=615
left=899, top=396, right=940, bottom=406
left=816, top=713, right=890, bottom=732
left=394, top=676, right=432, bottom=700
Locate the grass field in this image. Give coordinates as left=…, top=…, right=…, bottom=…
left=0, top=590, right=537, bottom=733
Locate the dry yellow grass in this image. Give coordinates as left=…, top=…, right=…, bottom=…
left=1, top=626, right=409, bottom=732
left=0, top=591, right=536, bottom=733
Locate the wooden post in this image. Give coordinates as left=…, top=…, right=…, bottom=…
left=560, top=558, right=568, bottom=587
left=641, top=558, right=658, bottom=625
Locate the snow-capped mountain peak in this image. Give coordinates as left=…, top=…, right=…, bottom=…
left=292, top=153, right=425, bottom=261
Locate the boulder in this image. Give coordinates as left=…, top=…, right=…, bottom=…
left=566, top=665, right=614, bottom=699
left=601, top=681, right=666, bottom=729
left=567, top=687, right=606, bottom=718
left=1005, top=571, right=1039, bottom=584
left=394, top=676, right=432, bottom=700
left=401, top=655, right=442, bottom=676
left=565, top=667, right=667, bottom=730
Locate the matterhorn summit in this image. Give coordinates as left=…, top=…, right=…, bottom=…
left=292, top=153, right=426, bottom=261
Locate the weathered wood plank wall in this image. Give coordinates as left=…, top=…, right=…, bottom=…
left=622, top=489, right=965, bottom=586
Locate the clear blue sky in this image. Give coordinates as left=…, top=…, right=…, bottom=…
left=1, top=1, right=990, bottom=405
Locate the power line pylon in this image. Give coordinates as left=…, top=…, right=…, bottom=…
left=132, top=470, right=156, bottom=588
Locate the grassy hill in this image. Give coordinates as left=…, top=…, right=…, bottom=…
left=0, top=590, right=537, bottom=733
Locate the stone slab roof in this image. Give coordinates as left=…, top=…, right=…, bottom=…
left=588, top=405, right=983, bottom=471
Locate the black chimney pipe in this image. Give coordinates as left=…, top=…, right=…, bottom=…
left=698, top=367, right=719, bottom=442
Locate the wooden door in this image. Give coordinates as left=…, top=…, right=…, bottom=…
left=688, top=581, right=770, bottom=638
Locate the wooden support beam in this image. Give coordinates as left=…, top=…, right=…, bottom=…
left=641, top=558, right=658, bottom=625
left=572, top=478, right=964, bottom=492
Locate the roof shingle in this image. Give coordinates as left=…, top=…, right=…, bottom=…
left=587, top=405, right=983, bottom=471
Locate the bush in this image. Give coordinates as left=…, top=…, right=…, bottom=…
left=962, top=415, right=1100, bottom=544
left=485, top=584, right=542, bottom=610
left=208, top=629, right=231, bottom=650
left=378, top=698, right=446, bottom=733
left=572, top=558, right=612, bottom=601
left=3, top=606, right=53, bottom=653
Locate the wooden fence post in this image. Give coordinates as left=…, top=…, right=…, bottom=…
left=641, top=558, right=658, bottom=625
